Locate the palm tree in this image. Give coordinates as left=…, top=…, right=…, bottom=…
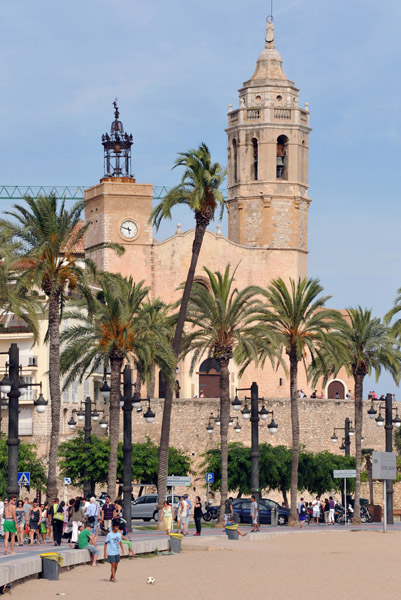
left=310, top=307, right=401, bottom=524
left=0, top=195, right=122, bottom=499
left=0, top=242, right=41, bottom=338
left=181, top=265, right=273, bottom=522
left=60, top=272, right=175, bottom=496
left=150, top=143, right=226, bottom=512
left=257, top=278, right=345, bottom=526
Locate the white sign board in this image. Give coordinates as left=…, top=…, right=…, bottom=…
left=64, top=478, right=71, bottom=485
left=167, top=476, right=191, bottom=487
left=372, top=451, right=396, bottom=480
left=333, top=469, right=356, bottom=479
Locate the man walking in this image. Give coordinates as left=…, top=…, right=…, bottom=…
left=3, top=496, right=17, bottom=554
left=101, top=496, right=117, bottom=533
left=250, top=495, right=260, bottom=532
left=298, top=497, right=307, bottom=528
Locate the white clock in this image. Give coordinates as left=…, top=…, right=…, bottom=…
left=120, top=219, right=138, bottom=240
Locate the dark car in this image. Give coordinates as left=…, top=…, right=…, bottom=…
left=232, top=498, right=289, bottom=526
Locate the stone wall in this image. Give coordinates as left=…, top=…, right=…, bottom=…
left=25, top=397, right=396, bottom=498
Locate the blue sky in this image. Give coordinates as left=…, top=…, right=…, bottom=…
left=1, top=0, right=401, bottom=393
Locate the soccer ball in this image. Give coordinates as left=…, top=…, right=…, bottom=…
left=147, top=577, right=155, bottom=585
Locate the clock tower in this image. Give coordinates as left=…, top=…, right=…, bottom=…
left=84, top=101, right=153, bottom=285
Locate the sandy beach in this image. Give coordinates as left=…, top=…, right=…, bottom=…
left=9, top=530, right=399, bottom=600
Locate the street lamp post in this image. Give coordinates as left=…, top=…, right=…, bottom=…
left=367, top=393, right=400, bottom=525
left=233, top=382, right=278, bottom=525
left=122, top=365, right=133, bottom=531
left=0, top=343, right=48, bottom=496
left=330, top=417, right=355, bottom=457
left=7, top=343, right=20, bottom=496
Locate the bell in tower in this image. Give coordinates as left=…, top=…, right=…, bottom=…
left=101, top=100, right=134, bottom=178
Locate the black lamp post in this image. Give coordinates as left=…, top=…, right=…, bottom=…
left=367, top=393, right=401, bottom=525
left=101, top=367, right=156, bottom=532
left=0, top=343, right=48, bottom=495
left=233, top=382, right=278, bottom=524
left=330, top=417, right=355, bottom=456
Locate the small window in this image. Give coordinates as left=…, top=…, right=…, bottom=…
left=252, top=138, right=258, bottom=181
left=19, top=406, right=33, bottom=436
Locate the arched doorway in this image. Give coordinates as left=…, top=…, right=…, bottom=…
left=327, top=380, right=345, bottom=399
left=199, top=358, right=220, bottom=398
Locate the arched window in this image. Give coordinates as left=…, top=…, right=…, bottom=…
left=233, top=139, right=238, bottom=183
left=276, top=135, right=289, bottom=180
left=252, top=138, right=258, bottom=181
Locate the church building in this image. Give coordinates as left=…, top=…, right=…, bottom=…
left=84, top=18, right=349, bottom=402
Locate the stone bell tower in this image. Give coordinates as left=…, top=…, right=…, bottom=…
left=226, top=18, right=311, bottom=271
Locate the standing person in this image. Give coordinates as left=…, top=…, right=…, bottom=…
left=0, top=496, right=4, bottom=538
left=52, top=500, right=65, bottom=546
left=193, top=496, right=203, bottom=536
left=323, top=498, right=330, bottom=526
left=250, top=495, right=260, bottom=532
left=28, top=499, right=42, bottom=545
left=101, top=496, right=117, bottom=533
left=224, top=496, right=233, bottom=523
left=86, top=497, right=100, bottom=538
left=176, top=496, right=188, bottom=535
left=312, top=496, right=321, bottom=524
left=40, top=503, right=48, bottom=543
left=160, top=500, right=173, bottom=535
left=78, top=523, right=99, bottom=566
left=71, top=497, right=85, bottom=544
left=298, top=497, right=307, bottom=528
left=23, top=497, right=31, bottom=528
left=328, top=496, right=335, bottom=525
left=15, top=500, right=26, bottom=546
left=104, top=519, right=124, bottom=583
left=183, top=493, right=192, bottom=534
left=3, top=496, right=17, bottom=554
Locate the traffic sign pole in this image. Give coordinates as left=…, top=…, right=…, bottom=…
left=383, top=480, right=387, bottom=533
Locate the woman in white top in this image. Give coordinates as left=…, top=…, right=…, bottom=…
left=312, top=496, right=321, bottom=524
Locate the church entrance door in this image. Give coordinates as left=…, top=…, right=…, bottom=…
left=198, top=358, right=220, bottom=398
left=327, top=380, right=345, bottom=399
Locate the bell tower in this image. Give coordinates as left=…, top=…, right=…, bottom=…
left=226, top=18, right=311, bottom=262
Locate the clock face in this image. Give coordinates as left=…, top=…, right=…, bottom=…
left=120, top=219, right=138, bottom=240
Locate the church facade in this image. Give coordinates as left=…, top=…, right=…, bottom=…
left=84, top=19, right=350, bottom=402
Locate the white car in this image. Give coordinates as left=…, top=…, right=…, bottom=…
left=131, top=494, right=180, bottom=521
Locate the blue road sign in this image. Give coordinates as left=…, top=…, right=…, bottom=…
left=64, top=478, right=71, bottom=485
left=206, top=472, right=214, bottom=483
left=17, top=472, right=30, bottom=486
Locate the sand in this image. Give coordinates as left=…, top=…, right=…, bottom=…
left=9, top=530, right=399, bottom=600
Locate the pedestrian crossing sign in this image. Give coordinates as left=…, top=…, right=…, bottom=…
left=17, top=472, right=30, bottom=486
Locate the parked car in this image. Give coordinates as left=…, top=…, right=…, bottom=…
left=232, top=498, right=289, bottom=525
left=204, top=498, right=289, bottom=525
left=131, top=494, right=180, bottom=521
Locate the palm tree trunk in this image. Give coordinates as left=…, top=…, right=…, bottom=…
left=289, top=351, right=299, bottom=526
left=157, top=213, right=210, bottom=525
left=46, top=293, right=61, bottom=500
left=218, top=357, right=230, bottom=525
left=107, top=357, right=123, bottom=498
left=353, top=372, right=364, bottom=525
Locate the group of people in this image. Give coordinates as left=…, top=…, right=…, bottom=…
left=0, top=496, right=51, bottom=553
left=298, top=496, right=336, bottom=528
left=160, top=493, right=203, bottom=536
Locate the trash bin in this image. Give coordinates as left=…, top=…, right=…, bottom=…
left=270, top=507, right=278, bottom=527
left=225, top=525, right=239, bottom=540
left=368, top=505, right=382, bottom=523
left=169, top=533, right=184, bottom=553
left=40, top=553, right=63, bottom=581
